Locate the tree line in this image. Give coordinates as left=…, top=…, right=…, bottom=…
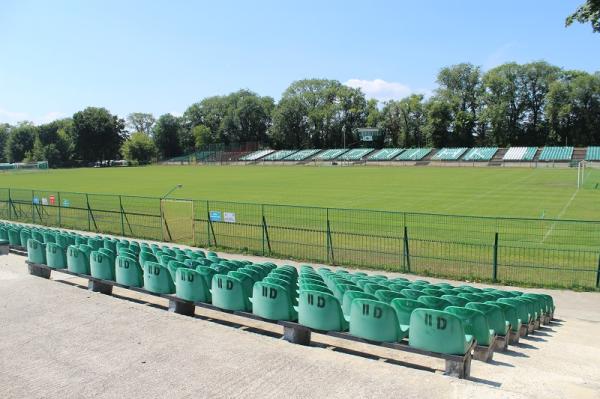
left=1, top=61, right=599, bottom=166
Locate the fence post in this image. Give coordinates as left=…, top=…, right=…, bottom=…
left=7, top=188, right=11, bottom=220
left=32, top=190, right=35, bottom=223
left=596, top=254, right=600, bottom=288
left=403, top=226, right=411, bottom=272
left=493, top=232, right=499, bottom=283
left=119, top=195, right=125, bottom=236
left=261, top=204, right=265, bottom=255
left=86, top=194, right=91, bottom=231
left=206, top=200, right=210, bottom=246
left=57, top=192, right=62, bottom=227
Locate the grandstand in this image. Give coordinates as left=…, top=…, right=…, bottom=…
left=0, top=161, right=49, bottom=171
left=585, top=146, right=600, bottom=161
left=240, top=149, right=274, bottom=161
left=263, top=150, right=298, bottom=161
left=5, top=221, right=556, bottom=379
left=337, top=148, right=374, bottom=161
left=368, top=148, right=404, bottom=161
left=538, top=147, right=574, bottom=161
left=284, top=149, right=321, bottom=161
left=503, top=147, right=537, bottom=161
left=431, top=148, right=468, bottom=161
left=313, top=149, right=348, bottom=160
left=396, top=148, right=432, bottom=161
left=462, top=147, right=498, bottom=161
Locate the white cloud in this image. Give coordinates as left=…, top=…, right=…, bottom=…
left=0, top=107, right=66, bottom=125
left=39, top=111, right=66, bottom=124
left=0, top=107, right=29, bottom=124
left=345, top=78, right=421, bottom=102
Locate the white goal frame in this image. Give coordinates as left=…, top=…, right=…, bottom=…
left=577, top=161, right=587, bottom=188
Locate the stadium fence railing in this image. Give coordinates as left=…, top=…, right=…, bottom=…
left=1, top=187, right=599, bottom=290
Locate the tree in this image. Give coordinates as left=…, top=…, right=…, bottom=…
left=381, top=95, right=426, bottom=147
left=566, top=0, right=600, bottom=32
left=424, top=99, right=453, bottom=147
left=4, top=123, right=37, bottom=162
left=24, top=134, right=45, bottom=162
left=0, top=124, right=10, bottom=163
left=270, top=79, right=368, bottom=148
left=127, top=113, right=155, bottom=135
left=121, top=132, right=157, bottom=164
left=434, top=63, right=483, bottom=146
left=72, top=107, right=125, bottom=162
left=192, top=124, right=212, bottom=148
left=37, top=118, right=76, bottom=167
left=153, top=113, right=182, bottom=158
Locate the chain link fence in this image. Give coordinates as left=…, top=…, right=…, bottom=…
left=1, top=187, right=598, bottom=289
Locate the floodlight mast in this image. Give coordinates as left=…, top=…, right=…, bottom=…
left=162, top=184, right=183, bottom=199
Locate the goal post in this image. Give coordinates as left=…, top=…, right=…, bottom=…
left=577, top=161, right=587, bottom=189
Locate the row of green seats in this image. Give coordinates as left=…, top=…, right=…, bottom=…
left=18, top=222, right=555, bottom=357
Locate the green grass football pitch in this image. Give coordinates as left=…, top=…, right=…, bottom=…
left=1, top=165, right=599, bottom=220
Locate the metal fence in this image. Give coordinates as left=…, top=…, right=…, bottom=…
left=1, top=187, right=599, bottom=289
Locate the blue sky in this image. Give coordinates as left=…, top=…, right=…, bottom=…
left=0, top=0, right=597, bottom=124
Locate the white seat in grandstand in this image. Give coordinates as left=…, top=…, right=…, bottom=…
left=503, top=147, right=537, bottom=161
left=240, top=149, right=275, bottom=161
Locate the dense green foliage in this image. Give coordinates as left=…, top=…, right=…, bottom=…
left=121, top=132, right=157, bottom=164
left=1, top=62, right=599, bottom=166
left=567, top=0, right=600, bottom=32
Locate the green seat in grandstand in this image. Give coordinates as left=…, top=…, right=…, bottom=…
left=388, top=283, right=409, bottom=292
left=75, top=236, right=87, bottom=246
left=298, top=290, right=348, bottom=331
left=331, top=283, right=360, bottom=301
left=349, top=299, right=405, bottom=342
left=115, top=256, right=144, bottom=287
left=391, top=298, right=427, bottom=335
left=445, top=306, right=494, bottom=347
left=67, top=245, right=90, bottom=274
left=42, top=232, right=56, bottom=244
left=144, top=262, right=175, bottom=294
left=31, top=231, right=44, bottom=243
left=491, top=302, right=521, bottom=333
left=466, top=302, right=509, bottom=336
left=20, top=230, right=32, bottom=247
left=421, top=288, right=444, bottom=297
left=441, top=295, right=469, bottom=307
left=175, top=268, right=210, bottom=303
left=103, top=239, right=117, bottom=253
left=498, top=298, right=531, bottom=324
left=55, top=234, right=69, bottom=248
left=251, top=281, right=297, bottom=321
left=363, top=283, right=389, bottom=295
left=27, top=239, right=46, bottom=264
left=458, top=293, right=484, bottom=302
left=408, top=309, right=474, bottom=355
left=90, top=251, right=115, bottom=280
left=522, top=294, right=548, bottom=316
left=418, top=296, right=451, bottom=310
left=167, top=260, right=187, bottom=281
left=211, top=274, right=252, bottom=312
left=0, top=227, right=7, bottom=241
left=229, top=271, right=257, bottom=298
left=87, top=238, right=103, bottom=251
left=374, top=290, right=405, bottom=304
left=518, top=297, right=539, bottom=321
left=46, top=243, right=66, bottom=269
left=341, top=290, right=377, bottom=315
left=8, top=229, right=21, bottom=246
left=300, top=283, right=332, bottom=296
left=401, top=289, right=424, bottom=300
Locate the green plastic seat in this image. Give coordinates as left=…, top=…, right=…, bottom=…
left=522, top=294, right=547, bottom=317
left=458, top=293, right=483, bottom=303
left=418, top=296, right=452, bottom=310
left=341, top=290, right=377, bottom=316
left=31, top=230, right=44, bottom=244
left=115, top=256, right=144, bottom=287
left=41, top=232, right=56, bottom=244
left=491, top=301, right=521, bottom=332
left=211, top=274, right=252, bottom=311
left=167, top=260, right=187, bottom=281
left=0, top=227, right=7, bottom=241
left=388, top=283, right=409, bottom=292
left=87, top=238, right=103, bottom=250
left=466, top=302, right=509, bottom=336
left=103, top=239, right=117, bottom=253
left=401, top=289, right=424, bottom=300
left=300, top=283, right=332, bottom=295
left=363, top=283, right=389, bottom=295
left=251, top=281, right=297, bottom=321
left=349, top=299, right=406, bottom=342
left=20, top=230, right=32, bottom=247
left=374, top=289, right=405, bottom=304
left=408, top=309, right=474, bottom=355
left=75, top=236, right=87, bottom=246
left=518, top=297, right=539, bottom=321
left=90, top=250, right=115, bottom=280
left=331, top=283, right=361, bottom=301
left=445, top=306, right=495, bottom=346
left=441, top=295, right=468, bottom=307
left=194, top=266, right=216, bottom=302
left=390, top=298, right=427, bottom=335
left=27, top=239, right=46, bottom=264
left=175, top=267, right=211, bottom=303
left=298, top=290, right=348, bottom=331
left=67, top=245, right=90, bottom=274
left=46, top=243, right=66, bottom=269
left=139, top=251, right=158, bottom=266
left=144, top=262, right=175, bottom=294
left=8, top=229, right=21, bottom=246
left=421, top=288, right=444, bottom=297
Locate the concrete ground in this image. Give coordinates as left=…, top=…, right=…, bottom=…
left=1, top=245, right=599, bottom=398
